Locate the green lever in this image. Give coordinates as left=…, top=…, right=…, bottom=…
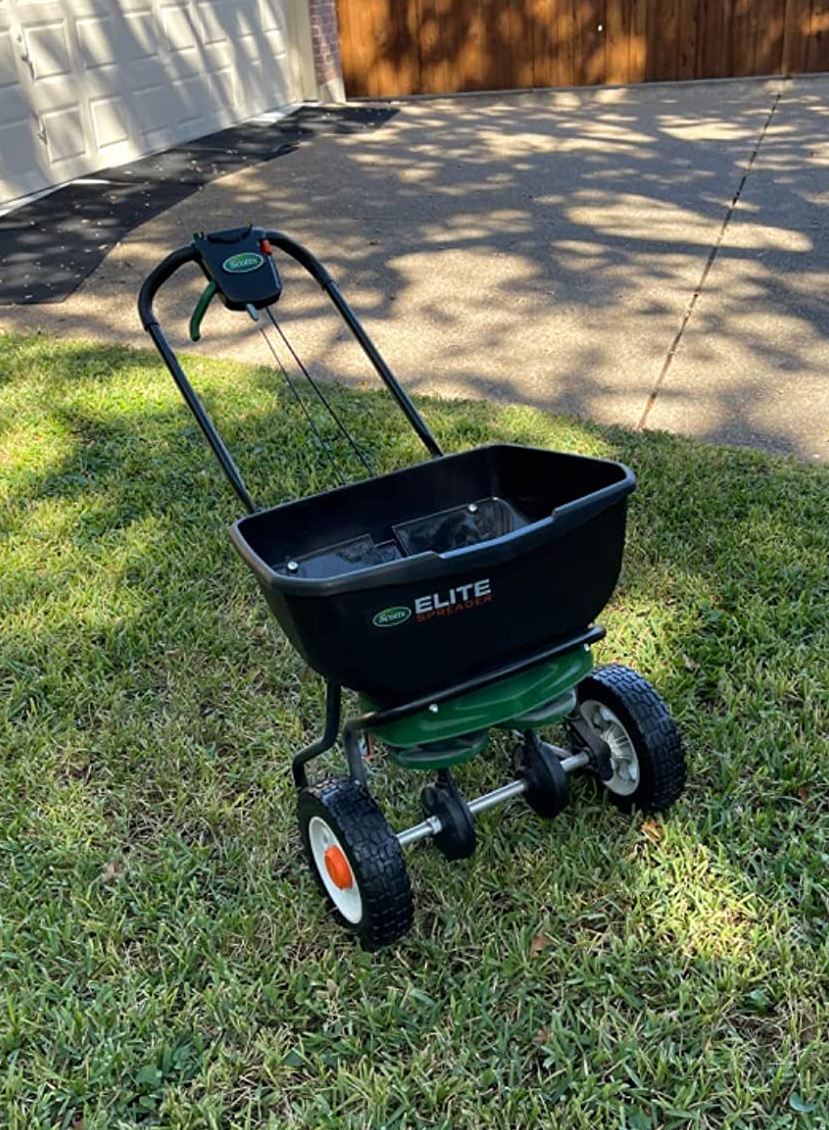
left=189, top=280, right=219, bottom=342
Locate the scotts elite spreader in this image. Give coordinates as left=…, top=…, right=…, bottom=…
left=139, top=224, right=686, bottom=950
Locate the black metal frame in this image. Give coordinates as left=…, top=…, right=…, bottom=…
left=137, top=229, right=443, bottom=516
left=564, top=709, right=614, bottom=781
left=291, top=625, right=605, bottom=790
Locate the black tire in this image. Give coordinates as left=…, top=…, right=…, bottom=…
left=297, top=778, right=414, bottom=951
left=576, top=665, right=686, bottom=814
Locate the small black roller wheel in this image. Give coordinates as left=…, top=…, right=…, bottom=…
left=513, top=732, right=570, bottom=819
left=576, top=665, right=686, bottom=814
left=421, top=771, right=476, bottom=860
left=297, top=777, right=413, bottom=951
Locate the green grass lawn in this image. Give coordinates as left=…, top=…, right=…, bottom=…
left=1, top=333, right=828, bottom=1130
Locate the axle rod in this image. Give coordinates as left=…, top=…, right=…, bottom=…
left=395, top=750, right=590, bottom=848
left=468, top=777, right=527, bottom=816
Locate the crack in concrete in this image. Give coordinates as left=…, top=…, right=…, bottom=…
left=636, top=92, right=782, bottom=432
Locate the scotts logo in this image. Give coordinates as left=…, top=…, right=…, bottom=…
left=222, top=252, right=264, bottom=273
left=372, top=606, right=412, bottom=628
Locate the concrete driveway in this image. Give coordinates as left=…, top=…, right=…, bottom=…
left=2, top=75, right=828, bottom=462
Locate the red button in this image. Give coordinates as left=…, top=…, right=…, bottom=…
left=260, top=238, right=272, bottom=255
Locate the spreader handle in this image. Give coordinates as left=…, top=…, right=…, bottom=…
left=138, top=227, right=445, bottom=516
left=137, top=244, right=197, bottom=331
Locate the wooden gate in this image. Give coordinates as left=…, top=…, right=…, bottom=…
left=335, top=0, right=829, bottom=97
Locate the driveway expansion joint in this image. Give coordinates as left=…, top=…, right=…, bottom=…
left=637, top=92, right=782, bottom=432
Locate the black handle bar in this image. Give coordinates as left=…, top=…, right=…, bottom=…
left=137, top=229, right=442, bottom=514
left=138, top=244, right=197, bottom=329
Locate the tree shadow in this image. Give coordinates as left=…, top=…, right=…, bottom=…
left=3, top=79, right=828, bottom=462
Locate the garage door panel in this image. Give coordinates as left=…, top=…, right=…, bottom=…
left=237, top=30, right=270, bottom=65
left=160, top=1, right=198, bottom=54
left=205, top=38, right=237, bottom=111
left=209, top=62, right=235, bottom=110
left=238, top=59, right=273, bottom=107
left=265, top=26, right=288, bottom=57
left=76, top=14, right=120, bottom=69
left=258, top=0, right=288, bottom=34
left=263, top=26, right=289, bottom=84
left=88, top=93, right=131, bottom=149
left=132, top=80, right=180, bottom=131
left=23, top=17, right=73, bottom=81
left=0, top=76, right=28, bottom=113
left=203, top=37, right=231, bottom=68
left=0, top=116, right=47, bottom=202
left=170, top=74, right=214, bottom=125
left=235, top=0, right=258, bottom=35
left=0, top=118, right=40, bottom=175
left=40, top=103, right=86, bottom=163
left=0, top=24, right=20, bottom=87
left=197, top=0, right=234, bottom=45
left=122, top=8, right=158, bottom=59
left=126, top=42, right=209, bottom=93
left=126, top=51, right=168, bottom=90
left=134, top=73, right=215, bottom=137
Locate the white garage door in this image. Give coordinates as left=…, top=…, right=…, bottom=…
left=0, top=0, right=315, bottom=206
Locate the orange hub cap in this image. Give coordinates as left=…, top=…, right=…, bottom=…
left=324, top=845, right=353, bottom=890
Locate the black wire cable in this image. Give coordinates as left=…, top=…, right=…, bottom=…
left=265, top=307, right=375, bottom=476
left=259, top=325, right=345, bottom=485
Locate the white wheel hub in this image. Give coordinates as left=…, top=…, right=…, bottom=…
left=308, top=816, right=363, bottom=924
left=580, top=699, right=640, bottom=796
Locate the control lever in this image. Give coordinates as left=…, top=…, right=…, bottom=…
left=189, top=280, right=218, bottom=342
left=187, top=224, right=283, bottom=341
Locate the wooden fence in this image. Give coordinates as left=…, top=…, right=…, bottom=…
left=335, top=0, right=829, bottom=97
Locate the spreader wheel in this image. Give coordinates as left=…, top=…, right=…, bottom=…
left=297, top=778, right=413, bottom=950
left=576, top=665, right=686, bottom=814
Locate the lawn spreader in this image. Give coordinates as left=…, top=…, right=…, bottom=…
left=139, top=223, right=687, bottom=950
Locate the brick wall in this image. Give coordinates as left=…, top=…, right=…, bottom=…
left=307, top=0, right=344, bottom=99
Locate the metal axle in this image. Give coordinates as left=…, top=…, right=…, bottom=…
left=396, top=751, right=589, bottom=848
